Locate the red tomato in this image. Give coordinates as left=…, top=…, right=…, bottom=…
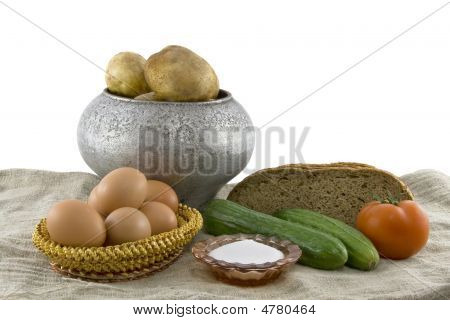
left=356, top=200, right=429, bottom=260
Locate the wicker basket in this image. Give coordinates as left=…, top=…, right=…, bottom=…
left=32, top=204, right=203, bottom=279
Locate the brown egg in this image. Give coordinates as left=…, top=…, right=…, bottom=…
left=105, top=207, right=151, bottom=245
left=87, top=186, right=107, bottom=217
left=47, top=199, right=106, bottom=247
left=96, top=167, right=148, bottom=215
left=145, top=180, right=179, bottom=212
left=140, top=201, right=178, bottom=235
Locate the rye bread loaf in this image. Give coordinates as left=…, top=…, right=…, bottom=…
left=227, top=162, right=413, bottom=225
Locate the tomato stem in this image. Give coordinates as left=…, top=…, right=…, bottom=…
left=373, top=192, right=399, bottom=206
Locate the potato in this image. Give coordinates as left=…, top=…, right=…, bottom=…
left=144, top=45, right=219, bottom=102
left=105, top=52, right=150, bottom=98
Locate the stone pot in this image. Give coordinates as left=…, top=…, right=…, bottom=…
left=77, top=89, right=255, bottom=208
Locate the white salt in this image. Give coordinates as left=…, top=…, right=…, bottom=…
left=208, top=239, right=284, bottom=264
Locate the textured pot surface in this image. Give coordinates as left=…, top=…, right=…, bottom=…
left=77, top=89, right=254, bottom=208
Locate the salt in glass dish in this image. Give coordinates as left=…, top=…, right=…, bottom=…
left=191, top=234, right=301, bottom=286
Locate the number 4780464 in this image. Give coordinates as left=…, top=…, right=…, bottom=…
left=261, top=304, right=316, bottom=315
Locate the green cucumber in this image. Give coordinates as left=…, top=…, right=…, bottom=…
left=274, top=208, right=379, bottom=270
left=203, top=199, right=348, bottom=270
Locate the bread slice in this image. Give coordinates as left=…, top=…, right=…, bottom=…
left=227, top=162, right=413, bottom=225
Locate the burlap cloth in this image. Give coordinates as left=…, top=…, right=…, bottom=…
left=0, top=169, right=449, bottom=299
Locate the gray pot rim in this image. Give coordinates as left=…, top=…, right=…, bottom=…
left=102, top=88, right=233, bottom=106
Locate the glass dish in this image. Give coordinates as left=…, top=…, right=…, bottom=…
left=192, top=234, right=301, bottom=286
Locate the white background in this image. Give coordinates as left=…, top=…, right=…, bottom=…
left=1, top=0, right=449, bottom=180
